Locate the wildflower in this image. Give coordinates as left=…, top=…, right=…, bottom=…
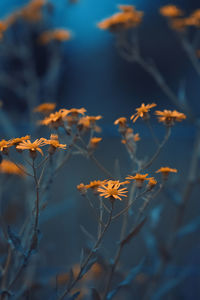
left=156, top=167, right=177, bottom=180
left=78, top=115, right=102, bottom=133
left=97, top=5, right=143, bottom=32
left=77, top=183, right=88, bottom=195
left=155, top=109, right=186, bottom=126
left=88, top=137, right=102, bottom=151
left=97, top=181, right=128, bottom=201
left=16, top=138, right=46, bottom=159
left=64, top=108, right=87, bottom=125
left=34, top=103, right=56, bottom=115
left=10, top=135, right=31, bottom=148
left=38, top=29, right=71, bottom=44
left=44, top=134, right=67, bottom=155
left=114, top=117, right=127, bottom=134
left=126, top=173, right=149, bottom=188
left=131, top=103, right=157, bottom=123
left=20, top=0, right=46, bottom=22
left=0, top=159, right=26, bottom=177
left=39, top=109, right=68, bottom=129
left=170, top=18, right=187, bottom=31
left=146, top=177, right=157, bottom=190
left=0, top=139, right=12, bottom=155
left=160, top=5, right=183, bottom=18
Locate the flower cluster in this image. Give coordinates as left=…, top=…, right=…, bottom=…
left=160, top=5, right=200, bottom=31
left=97, top=5, right=143, bottom=32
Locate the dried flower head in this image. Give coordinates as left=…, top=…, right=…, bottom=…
left=38, top=29, right=71, bottom=44
left=34, top=103, right=56, bottom=115
left=130, top=103, right=157, bottom=123
left=126, top=173, right=149, bottom=188
left=156, top=167, right=177, bottom=180
left=0, top=159, right=26, bottom=177
left=155, top=109, right=186, bottom=126
left=97, top=5, right=143, bottom=32
left=16, top=138, right=46, bottom=159
left=160, top=5, right=183, bottom=18
left=97, top=180, right=128, bottom=201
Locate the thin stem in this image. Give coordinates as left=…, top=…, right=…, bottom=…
left=57, top=203, right=114, bottom=300
left=139, top=126, right=171, bottom=172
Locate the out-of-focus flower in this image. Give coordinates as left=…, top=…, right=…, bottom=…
left=0, top=159, right=26, bottom=177
left=155, top=109, right=186, bottom=126
left=131, top=103, right=157, bottom=123
left=126, top=173, right=149, bottom=188
left=147, top=177, right=157, bottom=190
left=88, top=137, right=102, bottom=150
left=0, top=139, right=12, bottom=155
left=0, top=21, right=7, bottom=39
left=78, top=115, right=102, bottom=133
left=38, top=29, right=71, bottom=44
left=39, top=109, right=68, bottom=129
left=98, top=180, right=128, bottom=201
left=170, top=18, right=187, bottom=31
left=160, top=5, right=183, bottom=18
left=114, top=117, right=127, bottom=134
left=44, top=134, right=67, bottom=155
left=16, top=138, right=46, bottom=158
left=34, top=103, right=56, bottom=115
left=156, top=167, right=177, bottom=180
left=20, top=0, right=46, bottom=22
left=97, top=5, right=143, bottom=32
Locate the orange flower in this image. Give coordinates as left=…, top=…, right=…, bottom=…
left=64, top=108, right=87, bottom=125
left=38, top=29, right=71, bottom=44
left=10, top=135, right=31, bottom=147
left=0, top=159, right=26, bottom=177
left=130, top=103, right=157, bottom=123
left=78, top=115, right=102, bottom=132
left=114, top=117, right=127, bottom=134
left=88, top=137, right=102, bottom=150
left=160, top=5, right=183, bottom=18
left=147, top=177, right=157, bottom=190
left=97, top=181, right=128, bottom=201
left=97, top=5, right=143, bottom=32
left=86, top=180, right=105, bottom=189
left=0, top=21, right=7, bottom=39
left=77, top=183, right=88, bottom=195
left=170, top=18, right=187, bottom=31
left=16, top=138, right=46, bottom=158
left=44, top=134, right=67, bottom=155
left=0, top=139, right=12, bottom=155
left=20, top=0, right=46, bottom=22
left=34, top=103, right=56, bottom=115
left=39, top=109, right=68, bottom=129
left=114, top=117, right=127, bottom=126
left=126, top=173, right=149, bottom=188
left=156, top=167, right=177, bottom=180
left=155, top=109, right=186, bottom=126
